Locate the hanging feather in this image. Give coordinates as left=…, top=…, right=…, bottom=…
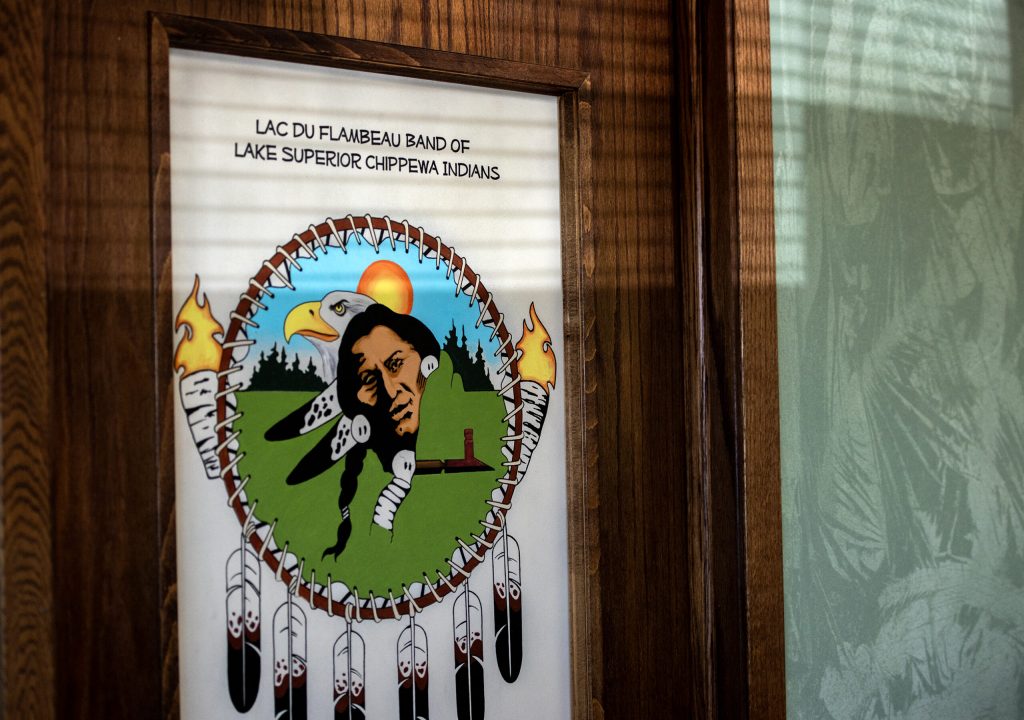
left=273, top=595, right=308, bottom=720
left=397, top=615, right=430, bottom=720
left=225, top=543, right=261, bottom=712
left=333, top=620, right=366, bottom=720
left=492, top=529, right=523, bottom=682
left=453, top=587, right=485, bottom=720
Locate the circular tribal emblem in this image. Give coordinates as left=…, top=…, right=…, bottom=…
left=174, top=215, right=556, bottom=623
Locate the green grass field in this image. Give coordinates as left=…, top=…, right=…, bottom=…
left=234, top=352, right=505, bottom=595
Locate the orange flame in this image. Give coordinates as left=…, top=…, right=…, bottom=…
left=515, top=303, right=556, bottom=393
left=174, top=275, right=224, bottom=377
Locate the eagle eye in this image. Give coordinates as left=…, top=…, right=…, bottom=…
left=331, top=301, right=347, bottom=316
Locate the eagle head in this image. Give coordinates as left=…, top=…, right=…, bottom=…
left=283, top=290, right=375, bottom=380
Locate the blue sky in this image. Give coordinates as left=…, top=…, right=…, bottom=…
left=246, top=242, right=502, bottom=379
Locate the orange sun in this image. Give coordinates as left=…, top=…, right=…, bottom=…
left=357, top=260, right=414, bottom=314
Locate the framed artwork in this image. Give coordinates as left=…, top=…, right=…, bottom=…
left=151, top=13, right=596, bottom=720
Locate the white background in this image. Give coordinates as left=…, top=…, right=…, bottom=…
left=170, top=49, right=570, bottom=718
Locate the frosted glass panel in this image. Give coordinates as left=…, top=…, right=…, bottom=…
left=771, top=2, right=1024, bottom=718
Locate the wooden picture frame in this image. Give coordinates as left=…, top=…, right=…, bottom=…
left=149, top=12, right=598, bottom=718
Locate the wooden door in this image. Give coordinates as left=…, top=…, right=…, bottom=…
left=1, top=1, right=784, bottom=718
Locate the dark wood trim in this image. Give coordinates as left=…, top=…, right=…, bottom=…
left=676, top=1, right=745, bottom=716
left=154, top=12, right=588, bottom=95
left=150, top=13, right=599, bottom=719
left=678, top=0, right=785, bottom=718
left=0, top=0, right=56, bottom=718
left=735, top=1, right=785, bottom=716
left=149, top=15, right=178, bottom=720
left=558, top=79, right=601, bottom=719
left=675, top=2, right=713, bottom=714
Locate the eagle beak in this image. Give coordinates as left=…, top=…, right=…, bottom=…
left=284, top=301, right=339, bottom=342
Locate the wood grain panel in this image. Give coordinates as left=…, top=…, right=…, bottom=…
left=678, top=1, right=748, bottom=717
left=579, top=3, right=693, bottom=718
left=675, top=4, right=716, bottom=716
left=39, top=1, right=693, bottom=718
left=7, top=0, right=795, bottom=715
left=0, top=1, right=55, bottom=718
left=678, top=1, right=786, bottom=718
left=47, top=2, right=163, bottom=716
left=735, top=1, right=785, bottom=717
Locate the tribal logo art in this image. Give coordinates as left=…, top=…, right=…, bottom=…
left=175, top=215, right=555, bottom=719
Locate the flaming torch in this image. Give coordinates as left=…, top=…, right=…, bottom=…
left=175, top=275, right=226, bottom=480
left=514, top=303, right=557, bottom=476
left=486, top=303, right=555, bottom=691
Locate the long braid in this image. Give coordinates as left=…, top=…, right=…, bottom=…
left=322, top=444, right=366, bottom=560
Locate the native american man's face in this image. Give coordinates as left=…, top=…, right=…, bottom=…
left=352, top=325, right=426, bottom=437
